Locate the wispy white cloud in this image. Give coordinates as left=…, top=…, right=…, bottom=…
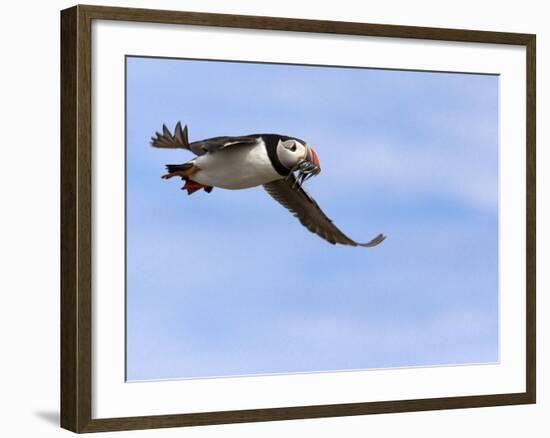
left=127, top=306, right=497, bottom=380
left=309, top=131, right=497, bottom=211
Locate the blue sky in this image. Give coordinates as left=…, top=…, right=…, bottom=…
left=125, top=56, right=499, bottom=381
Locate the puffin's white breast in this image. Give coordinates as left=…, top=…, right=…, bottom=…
left=191, top=140, right=282, bottom=189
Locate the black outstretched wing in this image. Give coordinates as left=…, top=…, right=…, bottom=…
left=263, top=176, right=386, bottom=247
left=188, top=136, right=260, bottom=156
left=151, top=122, right=259, bottom=156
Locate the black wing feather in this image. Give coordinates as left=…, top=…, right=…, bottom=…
left=150, top=122, right=259, bottom=156
left=263, top=176, right=385, bottom=247
left=188, top=136, right=260, bottom=156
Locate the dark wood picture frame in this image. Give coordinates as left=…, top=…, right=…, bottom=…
left=61, top=4, right=536, bottom=433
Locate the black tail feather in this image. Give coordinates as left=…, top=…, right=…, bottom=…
left=165, top=163, right=193, bottom=174
left=151, top=122, right=190, bottom=149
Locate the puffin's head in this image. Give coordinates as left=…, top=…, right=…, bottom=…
left=276, top=138, right=321, bottom=185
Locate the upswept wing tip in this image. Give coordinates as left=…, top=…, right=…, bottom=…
left=358, top=233, right=386, bottom=247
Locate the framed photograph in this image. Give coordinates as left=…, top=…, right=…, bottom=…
left=60, top=4, right=536, bottom=433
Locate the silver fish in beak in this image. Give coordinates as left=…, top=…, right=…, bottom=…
left=288, top=144, right=321, bottom=188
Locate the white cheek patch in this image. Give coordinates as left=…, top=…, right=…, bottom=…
left=277, top=143, right=296, bottom=168
left=277, top=141, right=308, bottom=169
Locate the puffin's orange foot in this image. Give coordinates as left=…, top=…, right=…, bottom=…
left=162, top=163, right=200, bottom=180
left=182, top=180, right=206, bottom=195
left=162, top=170, right=187, bottom=179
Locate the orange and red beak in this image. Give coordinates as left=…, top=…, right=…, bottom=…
left=306, top=144, right=321, bottom=171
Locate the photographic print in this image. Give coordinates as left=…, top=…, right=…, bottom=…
left=61, top=6, right=535, bottom=431
left=125, top=56, right=499, bottom=381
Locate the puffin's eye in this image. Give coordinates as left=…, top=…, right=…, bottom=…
left=282, top=140, right=298, bottom=152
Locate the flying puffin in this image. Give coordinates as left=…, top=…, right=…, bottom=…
left=151, top=122, right=385, bottom=247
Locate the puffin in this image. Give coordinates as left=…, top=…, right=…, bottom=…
left=151, top=122, right=385, bottom=247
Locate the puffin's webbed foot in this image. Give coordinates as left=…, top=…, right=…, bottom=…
left=161, top=162, right=199, bottom=179
left=161, top=170, right=188, bottom=179
left=182, top=180, right=206, bottom=195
